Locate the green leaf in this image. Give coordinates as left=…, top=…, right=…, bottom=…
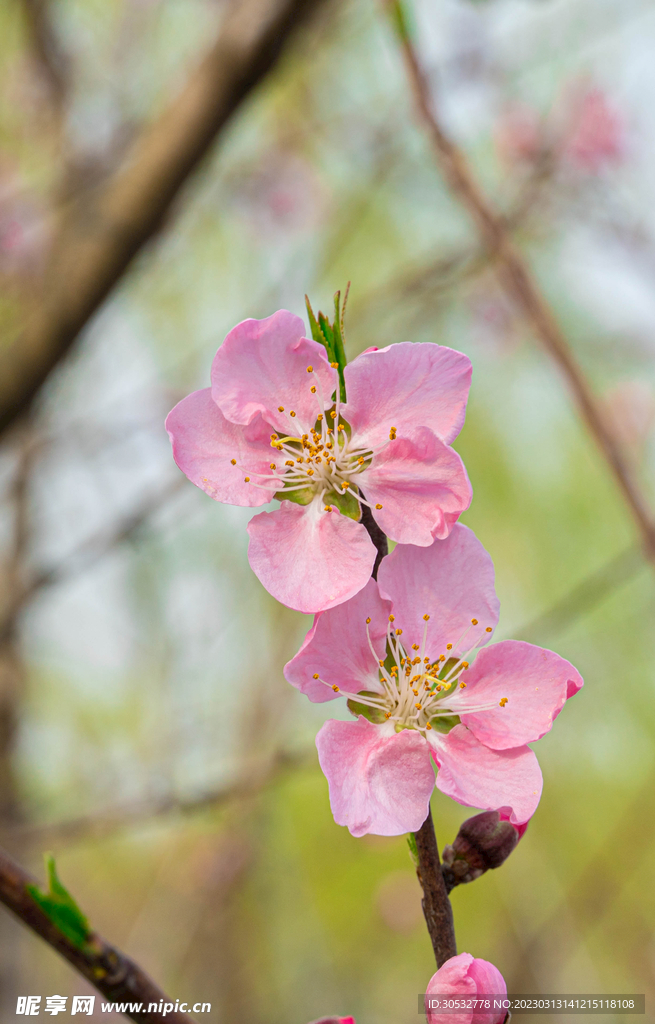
left=27, top=855, right=92, bottom=950
left=331, top=292, right=347, bottom=403
left=346, top=691, right=387, bottom=724
left=305, top=291, right=348, bottom=402
left=305, top=296, right=336, bottom=362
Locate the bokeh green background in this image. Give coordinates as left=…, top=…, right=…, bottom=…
left=1, top=0, right=654, bottom=1020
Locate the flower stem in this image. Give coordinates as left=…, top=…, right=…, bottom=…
left=359, top=505, right=456, bottom=966
left=414, top=806, right=457, bottom=967
left=359, top=500, right=388, bottom=579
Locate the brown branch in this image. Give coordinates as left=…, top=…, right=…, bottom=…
left=6, top=748, right=307, bottom=848
left=0, top=0, right=329, bottom=437
left=385, top=0, right=655, bottom=563
left=0, top=476, right=185, bottom=643
left=413, top=807, right=457, bottom=968
left=0, top=845, right=197, bottom=1024
left=19, top=0, right=69, bottom=108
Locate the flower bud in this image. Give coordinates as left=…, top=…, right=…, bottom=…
left=426, top=953, right=507, bottom=1024
left=307, top=1018, right=354, bottom=1023
left=441, top=811, right=519, bottom=893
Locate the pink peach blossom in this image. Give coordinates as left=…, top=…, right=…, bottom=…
left=284, top=525, right=582, bottom=837
left=166, top=310, right=472, bottom=612
left=426, top=953, right=507, bottom=1024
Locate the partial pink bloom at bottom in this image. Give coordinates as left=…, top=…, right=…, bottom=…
left=426, top=953, right=507, bottom=1024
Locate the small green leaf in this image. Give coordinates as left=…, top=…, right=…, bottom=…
left=274, top=487, right=314, bottom=506
left=428, top=714, right=461, bottom=734
left=346, top=692, right=387, bottom=724
left=407, top=832, right=419, bottom=867
left=331, top=292, right=347, bottom=403
left=27, top=855, right=92, bottom=950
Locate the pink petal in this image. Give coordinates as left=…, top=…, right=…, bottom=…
left=377, top=525, right=499, bottom=659
left=426, top=953, right=507, bottom=1024
left=357, top=428, right=472, bottom=545
left=316, top=718, right=435, bottom=837
left=284, top=578, right=391, bottom=702
left=343, top=343, right=471, bottom=449
left=247, top=501, right=375, bottom=613
left=211, top=310, right=336, bottom=434
left=166, top=389, right=276, bottom=507
left=431, top=725, right=542, bottom=828
left=449, top=641, right=584, bottom=750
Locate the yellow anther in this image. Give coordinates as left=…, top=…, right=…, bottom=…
left=341, top=481, right=349, bottom=489
left=330, top=410, right=337, bottom=419
left=385, top=712, right=392, bottom=719
left=318, top=414, right=324, bottom=421
left=313, top=673, right=319, bottom=679
left=379, top=660, right=385, bottom=667
left=389, top=615, right=395, bottom=622
left=307, top=469, right=314, bottom=476
left=486, top=626, right=493, bottom=633
left=244, top=477, right=250, bottom=482
left=412, top=657, right=421, bottom=665
left=375, top=503, right=383, bottom=509
left=270, top=463, right=276, bottom=469
left=426, top=722, right=432, bottom=730
left=499, top=697, right=508, bottom=707
left=270, top=434, right=278, bottom=440
left=415, top=703, right=422, bottom=710
left=411, top=644, right=419, bottom=651
left=396, top=628, right=403, bottom=635
left=439, top=654, right=446, bottom=661
left=332, top=685, right=340, bottom=692
left=471, top=618, right=478, bottom=625
left=230, top=459, right=237, bottom=465
left=324, top=505, right=332, bottom=511
left=366, top=617, right=371, bottom=624
left=460, top=681, right=467, bottom=689
left=330, top=361, right=339, bottom=368
left=446, top=644, right=453, bottom=651
left=285, top=460, right=294, bottom=467
left=306, top=365, right=313, bottom=373
left=423, top=614, right=430, bottom=621
left=462, top=661, right=469, bottom=669
left=278, top=406, right=285, bottom=412
left=412, top=689, right=418, bottom=696
left=310, top=386, right=317, bottom=393
left=337, top=424, right=344, bottom=431
left=358, top=457, right=365, bottom=464
left=290, top=411, right=296, bottom=417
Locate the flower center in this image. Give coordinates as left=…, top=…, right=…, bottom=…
left=234, top=366, right=396, bottom=514
left=313, top=616, right=505, bottom=737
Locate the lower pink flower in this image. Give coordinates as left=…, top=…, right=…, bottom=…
left=426, top=953, right=507, bottom=1024
left=284, top=525, right=583, bottom=836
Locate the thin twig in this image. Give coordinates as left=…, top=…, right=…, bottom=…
left=6, top=749, right=307, bottom=848
left=360, top=507, right=455, bottom=967
left=512, top=544, right=644, bottom=645
left=385, top=0, right=655, bottom=563
left=0, top=0, right=329, bottom=436
left=413, top=807, right=457, bottom=967
left=0, top=476, right=185, bottom=642
left=19, top=0, right=69, bottom=108
left=0, top=845, right=197, bottom=1023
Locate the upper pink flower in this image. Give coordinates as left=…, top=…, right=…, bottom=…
left=284, top=524, right=583, bottom=837
left=166, top=310, right=472, bottom=613
left=426, top=953, right=507, bottom=1024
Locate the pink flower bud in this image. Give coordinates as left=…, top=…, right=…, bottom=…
left=442, top=810, right=519, bottom=892
left=426, top=953, right=507, bottom=1024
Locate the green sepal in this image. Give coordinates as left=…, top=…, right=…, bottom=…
left=27, top=855, right=92, bottom=950
left=331, top=291, right=348, bottom=403
left=328, top=488, right=361, bottom=521
left=428, top=714, right=461, bottom=734
left=274, top=487, right=314, bottom=506
left=407, top=832, right=419, bottom=867
left=347, top=692, right=387, bottom=724
left=305, top=296, right=336, bottom=362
